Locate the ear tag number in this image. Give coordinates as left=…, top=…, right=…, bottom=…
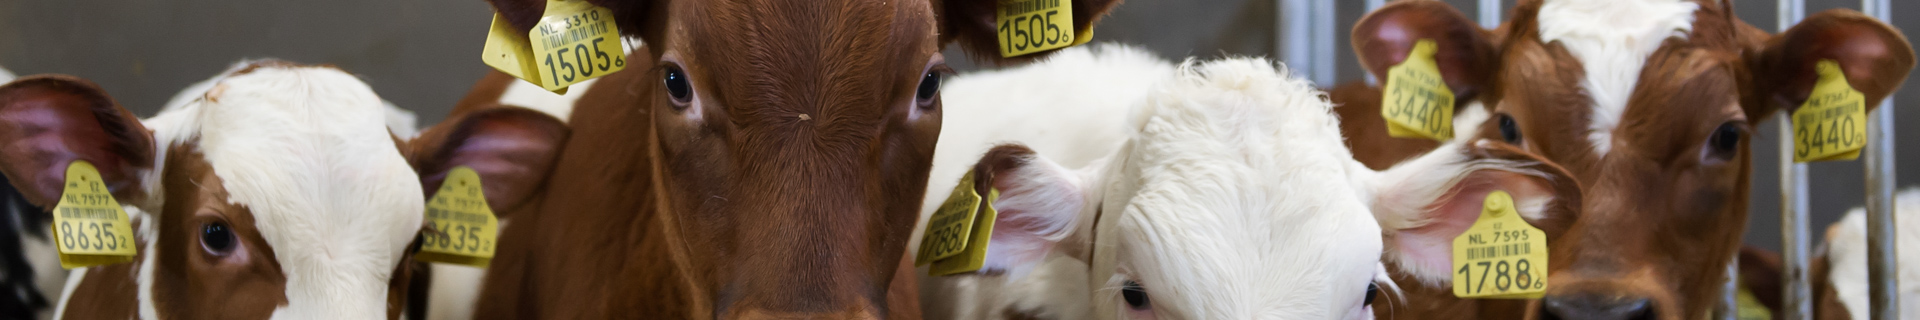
left=1382, top=39, right=1456, bottom=142
left=416, top=166, right=501, bottom=267
left=915, top=170, right=1000, bottom=276
left=51, top=161, right=137, bottom=269
left=1451, top=190, right=1548, bottom=299
left=481, top=0, right=626, bottom=95
left=1791, top=60, right=1867, bottom=162
left=995, top=0, right=1080, bottom=57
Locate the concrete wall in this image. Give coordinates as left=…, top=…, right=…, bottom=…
left=2, top=0, right=1914, bottom=252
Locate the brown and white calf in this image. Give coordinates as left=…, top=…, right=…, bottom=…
left=1341, top=0, right=1913, bottom=319
left=0, top=64, right=424, bottom=319
left=457, top=0, right=1123, bottom=318
left=0, top=63, right=565, bottom=319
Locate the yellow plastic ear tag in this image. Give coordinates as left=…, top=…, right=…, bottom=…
left=1451, top=190, right=1547, bottom=299
left=1383, top=39, right=1456, bottom=142
left=416, top=166, right=500, bottom=267
left=996, top=0, right=1079, bottom=57
left=928, top=188, right=999, bottom=276
left=51, top=161, right=137, bottom=269
left=1791, top=60, right=1867, bottom=162
left=917, top=170, right=987, bottom=265
left=914, top=170, right=1002, bottom=276
left=481, top=0, right=626, bottom=95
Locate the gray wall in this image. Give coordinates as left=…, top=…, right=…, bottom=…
left=2, top=0, right=1913, bottom=252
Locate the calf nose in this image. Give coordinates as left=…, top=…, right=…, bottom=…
left=1540, top=295, right=1653, bottom=320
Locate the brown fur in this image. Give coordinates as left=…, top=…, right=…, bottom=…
left=461, top=0, right=1119, bottom=318
left=1341, top=1, right=1913, bottom=319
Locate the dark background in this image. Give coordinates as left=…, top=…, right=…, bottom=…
left=0, top=0, right=1912, bottom=252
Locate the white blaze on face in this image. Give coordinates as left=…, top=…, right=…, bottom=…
left=145, top=66, right=425, bottom=319
left=1536, top=0, right=1698, bottom=155
left=1096, top=59, right=1382, bottom=319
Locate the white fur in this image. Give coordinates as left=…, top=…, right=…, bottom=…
left=0, top=66, right=14, bottom=82
left=117, top=64, right=424, bottom=319
left=163, top=60, right=421, bottom=136
left=1351, top=140, right=1550, bottom=286
left=497, top=78, right=594, bottom=122
left=1536, top=0, right=1698, bottom=155
left=922, top=49, right=1388, bottom=319
left=1824, top=188, right=1919, bottom=319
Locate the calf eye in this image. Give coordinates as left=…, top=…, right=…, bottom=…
left=1122, top=280, right=1150, bottom=310
left=1364, top=283, right=1379, bottom=306
left=1706, top=122, right=1742, bottom=160
left=915, top=71, right=942, bottom=105
left=1498, top=114, right=1522, bottom=144
left=664, top=67, right=692, bottom=103
left=201, top=223, right=236, bottom=254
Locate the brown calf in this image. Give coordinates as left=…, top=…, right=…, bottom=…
left=465, top=0, right=1120, bottom=318
left=1346, top=1, right=1913, bottom=319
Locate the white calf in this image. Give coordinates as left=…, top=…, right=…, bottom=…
left=921, top=50, right=1579, bottom=319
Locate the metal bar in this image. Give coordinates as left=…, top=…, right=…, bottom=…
left=1860, top=0, right=1898, bottom=317
left=1281, top=0, right=1310, bottom=82
left=1278, top=0, right=1336, bottom=85
left=1776, top=0, right=1811, bottom=319
left=1310, top=0, right=1335, bottom=85
left=1780, top=117, right=1813, bottom=320
left=1766, top=0, right=1812, bottom=318
left=1477, top=0, right=1501, bottom=27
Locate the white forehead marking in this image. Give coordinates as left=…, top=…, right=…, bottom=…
left=143, top=65, right=425, bottom=319
left=1108, top=58, right=1380, bottom=318
left=1537, top=0, right=1698, bottom=155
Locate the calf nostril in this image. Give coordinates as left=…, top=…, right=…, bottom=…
left=1541, top=296, right=1654, bottom=320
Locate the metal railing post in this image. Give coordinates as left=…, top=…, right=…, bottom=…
left=1859, top=1, right=1899, bottom=319
left=1477, top=0, right=1500, bottom=27
left=1280, top=0, right=1336, bottom=85
left=1776, top=0, right=1813, bottom=319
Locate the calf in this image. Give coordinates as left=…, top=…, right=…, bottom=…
left=919, top=53, right=1582, bottom=319
left=0, top=64, right=424, bottom=318
left=461, top=0, right=1124, bottom=318
left=1809, top=188, right=1918, bottom=320
left=1347, top=0, right=1913, bottom=319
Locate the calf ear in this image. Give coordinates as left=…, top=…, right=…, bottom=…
left=1749, top=9, right=1914, bottom=119
left=1351, top=0, right=1498, bottom=102
left=960, top=144, right=1091, bottom=276
left=0, top=75, right=154, bottom=208
left=1362, top=140, right=1580, bottom=286
left=407, top=106, right=568, bottom=216
left=939, top=0, right=1124, bottom=65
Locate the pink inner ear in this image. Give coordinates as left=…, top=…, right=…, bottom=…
left=1390, top=170, right=1549, bottom=282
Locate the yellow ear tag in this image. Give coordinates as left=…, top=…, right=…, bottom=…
left=1383, top=39, right=1456, bottom=142
left=481, top=0, right=627, bottom=95
left=928, top=188, right=998, bottom=276
left=914, top=170, right=1002, bottom=276
left=1791, top=60, right=1867, bottom=162
left=996, top=0, right=1079, bottom=57
left=1451, top=190, right=1547, bottom=299
left=51, top=161, right=137, bottom=269
left=917, top=170, right=986, bottom=265
left=416, top=166, right=500, bottom=267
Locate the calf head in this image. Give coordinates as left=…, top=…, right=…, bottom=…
left=950, top=59, right=1579, bottom=319
left=1353, top=0, right=1914, bottom=318
left=485, top=0, right=1119, bottom=317
left=0, top=64, right=428, bottom=319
